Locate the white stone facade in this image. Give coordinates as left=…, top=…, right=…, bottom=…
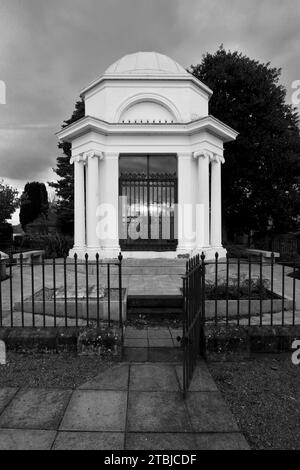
left=57, top=52, right=238, bottom=260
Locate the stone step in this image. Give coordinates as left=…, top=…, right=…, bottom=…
left=127, top=295, right=183, bottom=318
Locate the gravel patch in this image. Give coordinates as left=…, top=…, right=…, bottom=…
left=0, top=353, right=112, bottom=389
left=208, top=355, right=300, bottom=449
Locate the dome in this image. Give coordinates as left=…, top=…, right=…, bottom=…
left=104, top=52, right=188, bottom=76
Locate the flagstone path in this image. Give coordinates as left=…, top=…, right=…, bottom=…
left=0, top=326, right=249, bottom=450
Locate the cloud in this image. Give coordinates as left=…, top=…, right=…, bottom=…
left=0, top=0, right=299, bottom=192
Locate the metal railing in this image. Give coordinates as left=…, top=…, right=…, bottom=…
left=203, top=252, right=298, bottom=327
left=0, top=252, right=124, bottom=329
left=182, top=254, right=205, bottom=397
left=182, top=251, right=299, bottom=396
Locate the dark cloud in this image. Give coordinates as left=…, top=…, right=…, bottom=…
left=0, top=0, right=299, bottom=192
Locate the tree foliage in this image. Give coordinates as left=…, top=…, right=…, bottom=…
left=49, top=99, right=85, bottom=235
left=19, top=182, right=49, bottom=231
left=190, top=46, right=300, bottom=237
left=0, top=180, right=19, bottom=223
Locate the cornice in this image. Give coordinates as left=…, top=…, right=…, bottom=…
left=57, top=115, right=238, bottom=144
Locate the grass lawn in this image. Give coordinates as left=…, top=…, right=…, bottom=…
left=208, top=355, right=300, bottom=450
left=0, top=353, right=112, bottom=389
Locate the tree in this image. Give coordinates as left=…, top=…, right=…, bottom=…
left=189, top=46, right=300, bottom=239
left=0, top=180, right=19, bottom=223
left=19, top=182, right=49, bottom=231
left=49, top=99, right=85, bottom=235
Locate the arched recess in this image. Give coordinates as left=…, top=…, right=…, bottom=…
left=114, top=92, right=182, bottom=123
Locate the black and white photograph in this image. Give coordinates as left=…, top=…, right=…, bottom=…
left=0, top=0, right=300, bottom=454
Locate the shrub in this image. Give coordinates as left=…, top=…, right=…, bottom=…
left=205, top=275, right=270, bottom=300
left=15, top=234, right=73, bottom=258
left=0, top=222, right=13, bottom=251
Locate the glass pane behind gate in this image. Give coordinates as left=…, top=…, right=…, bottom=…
left=119, top=155, right=177, bottom=250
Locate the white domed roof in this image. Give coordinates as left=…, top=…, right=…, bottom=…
left=104, top=52, right=188, bottom=76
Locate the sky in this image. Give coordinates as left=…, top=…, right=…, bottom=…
left=0, top=0, right=300, bottom=224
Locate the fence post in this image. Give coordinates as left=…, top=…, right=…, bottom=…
left=201, top=252, right=206, bottom=357
left=248, top=255, right=252, bottom=327
left=64, top=255, right=68, bottom=328
left=74, top=253, right=78, bottom=328
left=118, top=252, right=123, bottom=333
left=96, top=253, right=100, bottom=327
left=237, top=255, right=241, bottom=326
left=20, top=253, right=24, bottom=327
left=53, top=255, right=57, bottom=328
left=31, top=253, right=35, bottom=328
left=9, top=255, right=13, bottom=327
left=226, top=253, right=229, bottom=325
left=42, top=252, right=46, bottom=328
left=293, top=260, right=296, bottom=326
left=85, top=253, right=89, bottom=327
left=259, top=253, right=263, bottom=326
left=214, top=252, right=219, bottom=326
left=282, top=263, right=285, bottom=326
left=0, top=253, right=2, bottom=327
left=270, top=252, right=274, bottom=326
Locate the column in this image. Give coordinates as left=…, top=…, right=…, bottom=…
left=194, top=151, right=210, bottom=248
left=210, top=154, right=224, bottom=247
left=97, top=152, right=120, bottom=257
left=176, top=152, right=197, bottom=255
left=86, top=151, right=100, bottom=249
left=69, top=155, right=86, bottom=256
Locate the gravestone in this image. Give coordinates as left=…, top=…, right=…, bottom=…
left=0, top=251, right=8, bottom=281
left=0, top=340, right=6, bottom=365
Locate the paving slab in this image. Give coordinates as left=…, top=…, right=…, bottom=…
left=147, top=328, right=172, bottom=338
left=125, top=329, right=148, bottom=339
left=0, top=388, right=72, bottom=430
left=126, top=432, right=196, bottom=450
left=53, top=431, right=124, bottom=450
left=148, top=347, right=183, bottom=362
left=0, top=429, right=56, bottom=450
left=176, top=362, right=218, bottom=392
left=60, top=390, right=127, bottom=432
left=123, top=347, right=148, bottom=362
left=130, top=364, right=180, bottom=391
left=0, top=388, right=18, bottom=414
left=127, top=391, right=192, bottom=433
left=148, top=338, right=174, bottom=347
left=186, top=392, right=239, bottom=433
left=124, top=338, right=148, bottom=348
left=169, top=329, right=183, bottom=339
left=172, top=336, right=182, bottom=348
left=194, top=432, right=250, bottom=450
left=79, top=364, right=129, bottom=390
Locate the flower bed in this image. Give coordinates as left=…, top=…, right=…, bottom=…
left=77, top=326, right=122, bottom=358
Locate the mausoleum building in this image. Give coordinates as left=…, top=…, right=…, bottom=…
left=57, top=52, right=238, bottom=259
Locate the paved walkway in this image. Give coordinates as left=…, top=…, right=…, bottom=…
left=0, top=361, right=249, bottom=450
left=0, top=326, right=249, bottom=450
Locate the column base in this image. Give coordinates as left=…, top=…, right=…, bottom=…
left=193, top=246, right=227, bottom=260
left=69, top=246, right=87, bottom=259
left=176, top=244, right=196, bottom=258
left=69, top=245, right=121, bottom=260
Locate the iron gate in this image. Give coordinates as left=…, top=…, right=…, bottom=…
left=119, top=172, right=177, bottom=251
left=182, top=254, right=206, bottom=398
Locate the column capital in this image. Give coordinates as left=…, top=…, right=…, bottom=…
left=71, top=150, right=104, bottom=165
left=70, top=154, right=84, bottom=165
left=193, top=150, right=212, bottom=160
left=210, top=153, right=225, bottom=164
left=84, top=150, right=104, bottom=160
left=193, top=150, right=225, bottom=164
